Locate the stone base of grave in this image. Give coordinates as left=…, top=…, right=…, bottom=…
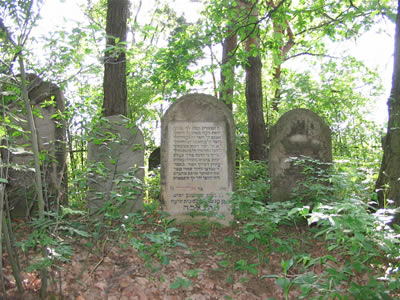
left=168, top=214, right=233, bottom=226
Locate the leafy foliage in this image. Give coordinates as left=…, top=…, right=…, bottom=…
left=231, top=158, right=400, bottom=298
left=1, top=0, right=400, bottom=298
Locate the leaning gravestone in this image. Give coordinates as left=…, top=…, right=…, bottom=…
left=269, top=108, right=332, bottom=202
left=161, top=94, right=235, bottom=224
left=87, top=115, right=144, bottom=214
left=4, top=74, right=67, bottom=217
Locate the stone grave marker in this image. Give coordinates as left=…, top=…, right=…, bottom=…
left=3, top=74, right=67, bottom=217
left=161, top=94, right=235, bottom=224
left=87, top=115, right=144, bottom=214
left=148, top=147, right=160, bottom=171
left=269, top=108, right=332, bottom=202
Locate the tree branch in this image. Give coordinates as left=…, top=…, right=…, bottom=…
left=230, top=0, right=286, bottom=56
left=0, top=18, right=17, bottom=47
left=285, top=52, right=339, bottom=61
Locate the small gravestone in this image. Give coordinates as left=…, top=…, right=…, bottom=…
left=269, top=108, right=332, bottom=202
left=87, top=115, right=144, bottom=214
left=4, top=74, right=67, bottom=217
left=161, top=94, right=235, bottom=224
left=148, top=147, right=160, bottom=171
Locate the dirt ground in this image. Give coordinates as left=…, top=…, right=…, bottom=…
left=1, top=219, right=353, bottom=300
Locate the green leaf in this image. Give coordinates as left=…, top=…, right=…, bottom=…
left=247, top=233, right=255, bottom=243
left=276, top=277, right=291, bottom=290
left=324, top=255, right=338, bottom=263
left=170, top=277, right=192, bottom=290
left=175, top=241, right=188, bottom=248
left=162, top=255, right=170, bottom=265
left=184, top=268, right=203, bottom=278
left=170, top=279, right=181, bottom=289
left=219, top=260, right=230, bottom=268
left=181, top=278, right=192, bottom=289
left=281, top=259, right=294, bottom=274
left=249, top=267, right=258, bottom=276
left=59, top=226, right=90, bottom=237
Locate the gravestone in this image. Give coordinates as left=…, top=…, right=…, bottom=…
left=161, top=94, right=235, bottom=224
left=87, top=115, right=144, bottom=214
left=269, top=108, right=332, bottom=202
left=4, top=74, right=67, bottom=217
left=148, top=147, right=160, bottom=171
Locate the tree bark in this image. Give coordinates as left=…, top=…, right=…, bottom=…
left=375, top=0, right=400, bottom=223
left=103, top=0, right=130, bottom=117
left=242, top=1, right=266, bottom=161
left=271, top=14, right=294, bottom=112
left=245, top=51, right=266, bottom=161
left=219, top=30, right=237, bottom=110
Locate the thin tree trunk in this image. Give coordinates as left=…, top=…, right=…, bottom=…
left=2, top=217, right=23, bottom=294
left=0, top=139, right=8, bottom=297
left=375, top=0, right=400, bottom=223
left=18, top=55, right=48, bottom=299
left=1, top=5, right=48, bottom=297
left=209, top=45, right=219, bottom=98
left=0, top=132, right=23, bottom=294
left=19, top=59, right=45, bottom=217
left=103, top=0, right=130, bottom=117
left=269, top=1, right=294, bottom=112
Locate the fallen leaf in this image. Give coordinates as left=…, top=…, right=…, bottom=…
left=119, top=275, right=135, bottom=288
left=135, top=276, right=149, bottom=286
left=94, top=280, right=107, bottom=291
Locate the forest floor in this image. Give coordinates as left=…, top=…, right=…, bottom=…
left=1, top=217, right=373, bottom=300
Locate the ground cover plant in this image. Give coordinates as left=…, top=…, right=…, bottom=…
left=2, top=159, right=400, bottom=299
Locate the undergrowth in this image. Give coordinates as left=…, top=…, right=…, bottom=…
left=231, top=158, right=400, bottom=299
left=6, top=158, right=400, bottom=299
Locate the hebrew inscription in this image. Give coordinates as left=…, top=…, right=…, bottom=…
left=167, top=121, right=229, bottom=213
left=161, top=93, right=235, bottom=224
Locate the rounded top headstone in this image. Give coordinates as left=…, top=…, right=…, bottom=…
left=160, top=94, right=236, bottom=225
left=162, top=93, right=234, bottom=125
left=271, top=108, right=332, bottom=160
left=269, top=108, right=332, bottom=202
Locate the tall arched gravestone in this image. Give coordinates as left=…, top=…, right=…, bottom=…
left=269, top=108, right=332, bottom=202
left=4, top=74, right=67, bottom=217
left=87, top=115, right=144, bottom=214
left=161, top=94, right=235, bottom=224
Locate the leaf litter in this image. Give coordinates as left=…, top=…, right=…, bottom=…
left=1, top=219, right=392, bottom=299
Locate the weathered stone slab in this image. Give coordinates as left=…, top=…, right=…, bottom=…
left=4, top=74, right=67, bottom=217
left=161, top=94, right=235, bottom=224
left=148, top=147, right=160, bottom=171
left=269, top=108, right=332, bottom=202
left=87, top=115, right=144, bottom=214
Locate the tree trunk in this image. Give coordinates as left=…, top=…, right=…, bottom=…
left=269, top=1, right=294, bottom=112
left=219, top=30, right=237, bottom=110
left=245, top=51, right=266, bottom=160
left=103, top=0, right=130, bottom=117
left=375, top=0, right=400, bottom=223
left=242, top=0, right=266, bottom=161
